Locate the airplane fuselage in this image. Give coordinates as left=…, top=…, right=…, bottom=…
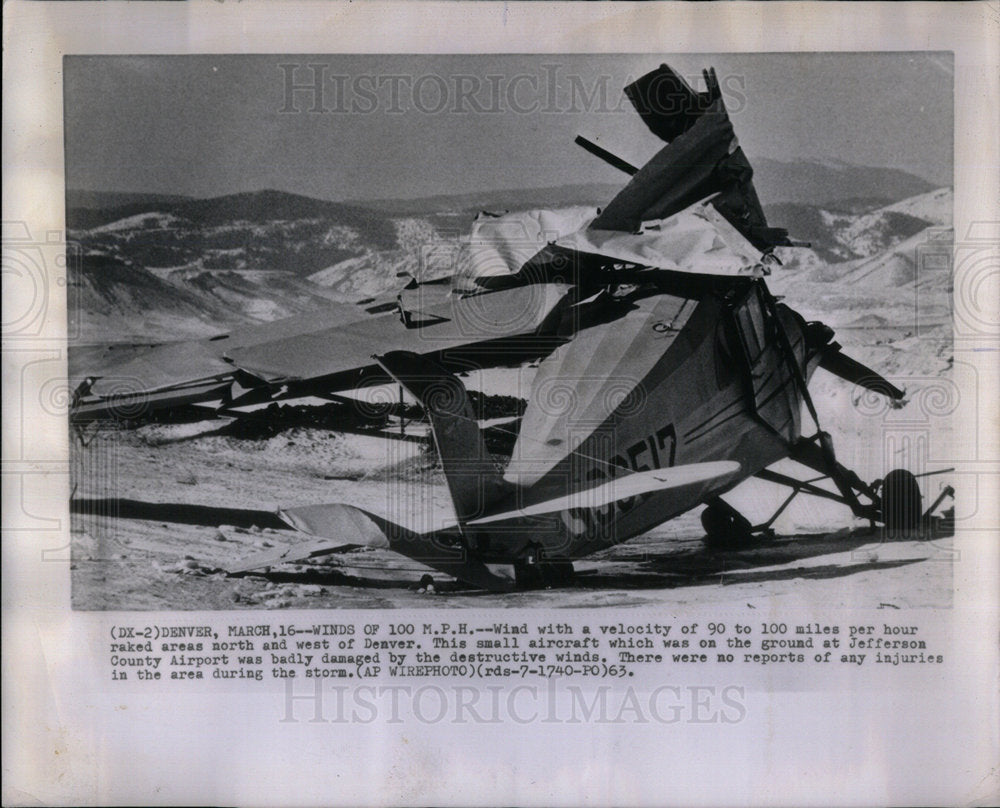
left=469, top=280, right=819, bottom=562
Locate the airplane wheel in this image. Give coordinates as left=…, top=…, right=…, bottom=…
left=701, top=501, right=753, bottom=549
left=539, top=561, right=575, bottom=587
left=882, top=469, right=922, bottom=536
left=513, top=562, right=543, bottom=590
left=513, top=560, right=574, bottom=589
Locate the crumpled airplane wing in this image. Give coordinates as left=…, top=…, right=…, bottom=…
left=71, top=63, right=792, bottom=426
left=556, top=197, right=765, bottom=275
left=68, top=341, right=159, bottom=393
left=72, top=299, right=378, bottom=411
left=71, top=283, right=575, bottom=420
left=85, top=339, right=236, bottom=398
left=481, top=65, right=792, bottom=286
left=227, top=283, right=571, bottom=383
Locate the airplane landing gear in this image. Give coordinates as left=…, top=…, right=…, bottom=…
left=879, top=468, right=923, bottom=536
left=754, top=448, right=954, bottom=543
left=513, top=547, right=576, bottom=589
left=701, top=498, right=755, bottom=549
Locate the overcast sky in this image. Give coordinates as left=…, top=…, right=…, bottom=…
left=64, top=52, right=953, bottom=201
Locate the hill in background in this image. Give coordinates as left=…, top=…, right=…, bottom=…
left=65, top=157, right=950, bottom=342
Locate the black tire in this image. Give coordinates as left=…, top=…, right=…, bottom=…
left=701, top=501, right=753, bottom=549
left=539, top=561, right=575, bottom=587
left=881, top=468, right=922, bottom=536
left=513, top=562, right=543, bottom=590
left=514, top=560, right=575, bottom=589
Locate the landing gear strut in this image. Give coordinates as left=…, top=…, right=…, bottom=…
left=755, top=445, right=954, bottom=541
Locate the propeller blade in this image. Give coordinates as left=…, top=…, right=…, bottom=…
left=820, top=349, right=905, bottom=400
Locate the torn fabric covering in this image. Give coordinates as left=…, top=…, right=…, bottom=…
left=452, top=206, right=596, bottom=292
left=449, top=196, right=764, bottom=286
left=556, top=198, right=766, bottom=276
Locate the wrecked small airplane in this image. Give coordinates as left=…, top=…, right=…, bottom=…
left=67, top=66, right=796, bottom=423
left=71, top=63, right=953, bottom=590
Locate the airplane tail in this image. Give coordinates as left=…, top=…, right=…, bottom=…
left=373, top=351, right=515, bottom=526
left=227, top=350, right=520, bottom=590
